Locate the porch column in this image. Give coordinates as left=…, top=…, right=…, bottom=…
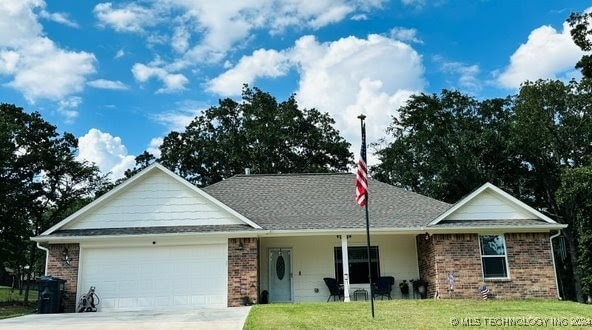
left=341, top=234, right=351, bottom=302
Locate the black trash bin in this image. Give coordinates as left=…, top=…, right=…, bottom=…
left=37, top=276, right=66, bottom=314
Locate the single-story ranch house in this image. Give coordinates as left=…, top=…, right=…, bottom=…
left=32, top=163, right=566, bottom=312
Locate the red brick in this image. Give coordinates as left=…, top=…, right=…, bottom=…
left=417, top=233, right=557, bottom=299
left=227, top=238, right=258, bottom=307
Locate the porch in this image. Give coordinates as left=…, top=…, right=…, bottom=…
left=258, top=233, right=423, bottom=303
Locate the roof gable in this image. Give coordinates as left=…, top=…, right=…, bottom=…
left=428, top=182, right=557, bottom=226
left=42, top=163, right=260, bottom=235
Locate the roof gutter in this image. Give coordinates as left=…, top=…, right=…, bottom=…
left=549, top=230, right=562, bottom=300
left=30, top=230, right=263, bottom=243
left=36, top=242, right=49, bottom=276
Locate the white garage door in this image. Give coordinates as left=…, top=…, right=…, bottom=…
left=79, top=244, right=227, bottom=311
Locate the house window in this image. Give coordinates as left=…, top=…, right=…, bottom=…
left=334, top=246, right=380, bottom=284
left=479, top=235, right=509, bottom=279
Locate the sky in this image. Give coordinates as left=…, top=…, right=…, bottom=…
left=1, top=0, right=590, bottom=180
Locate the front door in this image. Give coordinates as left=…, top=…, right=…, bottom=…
left=268, top=248, right=292, bottom=302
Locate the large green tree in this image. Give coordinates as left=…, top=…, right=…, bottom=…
left=373, top=90, right=521, bottom=203
left=557, top=166, right=592, bottom=299
left=511, top=79, right=592, bottom=302
left=568, top=11, right=592, bottom=79
left=0, top=104, right=107, bottom=300
left=159, top=86, right=353, bottom=186
left=374, top=79, right=592, bottom=301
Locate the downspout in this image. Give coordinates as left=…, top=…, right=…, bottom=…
left=549, top=230, right=562, bottom=300
left=36, top=242, right=49, bottom=276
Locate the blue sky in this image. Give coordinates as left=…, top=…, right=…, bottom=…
left=0, top=0, right=589, bottom=179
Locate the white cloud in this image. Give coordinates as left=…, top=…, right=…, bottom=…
left=0, top=0, right=43, bottom=46
left=401, top=0, right=425, bottom=8
left=172, top=26, right=190, bottom=53
left=208, top=49, right=290, bottom=96
left=87, top=79, right=128, bottom=90
left=39, top=10, right=78, bottom=28
left=208, top=34, right=424, bottom=166
left=351, top=14, right=368, bottom=21
left=151, top=102, right=204, bottom=132
left=93, top=1, right=383, bottom=70
left=291, top=34, right=424, bottom=163
left=93, top=2, right=157, bottom=33
left=76, top=128, right=136, bottom=180
left=147, top=137, right=163, bottom=158
left=434, top=56, right=481, bottom=91
left=497, top=22, right=584, bottom=88
left=0, top=50, right=19, bottom=73
left=114, top=48, right=125, bottom=59
left=4, top=37, right=96, bottom=102
left=389, top=27, right=422, bottom=44
left=0, top=0, right=96, bottom=107
left=131, top=63, right=188, bottom=93
left=57, top=96, right=81, bottom=123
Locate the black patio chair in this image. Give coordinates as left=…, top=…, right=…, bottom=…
left=373, top=276, right=395, bottom=300
left=323, top=277, right=344, bottom=302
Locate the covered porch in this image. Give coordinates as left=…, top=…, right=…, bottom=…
left=258, top=233, right=425, bottom=303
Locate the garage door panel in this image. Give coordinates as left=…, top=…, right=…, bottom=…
left=80, top=244, right=227, bottom=311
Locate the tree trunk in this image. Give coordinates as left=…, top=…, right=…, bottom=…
left=563, top=227, right=585, bottom=302
left=23, top=242, right=37, bottom=303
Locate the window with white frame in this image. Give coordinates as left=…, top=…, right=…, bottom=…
left=479, top=234, right=509, bottom=279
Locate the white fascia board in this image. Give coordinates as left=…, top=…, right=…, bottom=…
left=261, top=227, right=427, bottom=237
left=424, top=223, right=567, bottom=234
left=30, top=230, right=262, bottom=243
left=428, top=182, right=557, bottom=226
left=259, top=222, right=566, bottom=237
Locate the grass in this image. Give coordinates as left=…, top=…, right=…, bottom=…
left=245, top=299, right=592, bottom=329
left=0, top=286, right=37, bottom=320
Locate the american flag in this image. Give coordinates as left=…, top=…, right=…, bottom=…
left=355, top=144, right=368, bottom=207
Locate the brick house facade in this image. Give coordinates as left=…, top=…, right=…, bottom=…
left=33, top=164, right=565, bottom=311
left=417, top=233, right=557, bottom=299
left=227, top=238, right=259, bottom=307
left=46, top=244, right=80, bottom=312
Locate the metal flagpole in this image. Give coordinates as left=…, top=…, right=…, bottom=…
left=358, top=114, right=375, bottom=318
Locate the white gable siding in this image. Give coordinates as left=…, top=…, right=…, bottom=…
left=446, top=190, right=533, bottom=221
left=64, top=170, right=244, bottom=229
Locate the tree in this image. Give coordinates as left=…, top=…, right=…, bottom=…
left=0, top=104, right=108, bottom=301
left=556, top=166, right=592, bottom=300
left=568, top=11, right=592, bottom=79
left=374, top=80, right=592, bottom=301
left=511, top=79, right=592, bottom=302
left=122, top=151, right=156, bottom=179
left=373, top=90, right=521, bottom=203
left=159, top=85, right=353, bottom=186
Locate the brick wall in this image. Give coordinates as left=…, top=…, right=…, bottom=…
left=228, top=238, right=258, bottom=307
left=417, top=232, right=557, bottom=299
left=46, top=243, right=80, bottom=312
left=417, top=234, right=437, bottom=297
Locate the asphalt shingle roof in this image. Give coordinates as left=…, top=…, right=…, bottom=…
left=203, top=173, right=451, bottom=230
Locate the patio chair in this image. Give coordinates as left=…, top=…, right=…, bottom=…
left=323, top=277, right=344, bottom=302
left=373, top=276, right=395, bottom=300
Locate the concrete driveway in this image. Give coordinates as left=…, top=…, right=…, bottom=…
left=0, top=307, right=251, bottom=330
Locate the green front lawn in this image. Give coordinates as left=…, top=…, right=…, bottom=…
left=0, top=286, right=37, bottom=320
left=245, top=299, right=592, bottom=329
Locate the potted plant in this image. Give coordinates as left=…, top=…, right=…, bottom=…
left=240, top=295, right=252, bottom=306
left=399, top=280, right=410, bottom=298
left=411, top=279, right=428, bottom=299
